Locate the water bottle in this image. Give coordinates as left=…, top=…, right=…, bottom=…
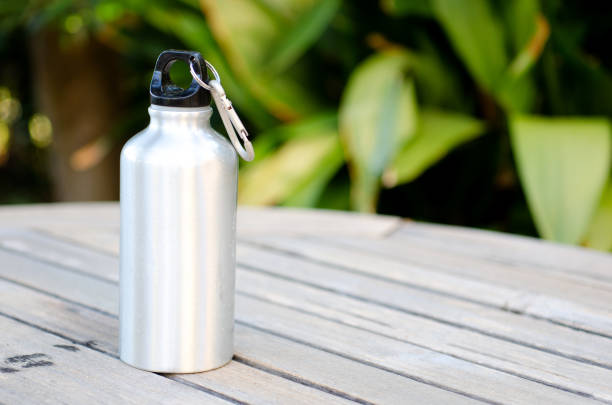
left=119, top=50, right=251, bottom=373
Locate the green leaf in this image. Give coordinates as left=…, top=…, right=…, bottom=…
left=432, top=0, right=507, bottom=92
left=238, top=130, right=342, bottom=206
left=433, top=0, right=545, bottom=113
left=339, top=50, right=417, bottom=212
left=510, top=115, right=611, bottom=244
left=201, top=0, right=320, bottom=121
left=501, top=0, right=540, bottom=53
left=497, top=2, right=549, bottom=113
left=266, top=0, right=340, bottom=73
left=583, top=183, right=612, bottom=251
left=381, top=0, right=433, bottom=17
left=383, top=109, right=484, bottom=187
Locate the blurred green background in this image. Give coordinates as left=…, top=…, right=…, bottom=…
left=1, top=0, right=611, bottom=250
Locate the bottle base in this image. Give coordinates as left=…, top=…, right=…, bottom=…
left=119, top=355, right=233, bottom=374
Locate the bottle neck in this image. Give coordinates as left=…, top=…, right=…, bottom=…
left=148, top=105, right=213, bottom=130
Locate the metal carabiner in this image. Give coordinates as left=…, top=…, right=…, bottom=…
left=189, top=59, right=254, bottom=161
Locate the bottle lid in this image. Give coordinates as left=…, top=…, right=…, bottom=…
left=150, top=50, right=211, bottom=107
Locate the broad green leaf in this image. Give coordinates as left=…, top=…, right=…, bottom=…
left=383, top=110, right=484, bottom=187
left=339, top=50, right=417, bottom=212
left=583, top=183, right=612, bottom=251
left=267, top=0, right=341, bottom=73
left=201, top=0, right=283, bottom=67
left=381, top=0, right=432, bottom=17
left=238, top=132, right=342, bottom=206
left=200, top=0, right=320, bottom=120
left=510, top=116, right=611, bottom=244
left=432, top=0, right=507, bottom=92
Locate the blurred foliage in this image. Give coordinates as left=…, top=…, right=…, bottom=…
left=510, top=116, right=610, bottom=244
left=1, top=0, right=611, bottom=249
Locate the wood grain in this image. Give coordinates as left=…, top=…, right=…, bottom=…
left=0, top=236, right=602, bottom=404
left=1, top=203, right=611, bottom=405
left=5, top=227, right=610, bottom=375
left=245, top=234, right=612, bottom=337
left=393, top=221, right=612, bottom=281
left=0, top=316, right=227, bottom=404
left=235, top=243, right=612, bottom=368
left=0, top=203, right=400, bottom=239
left=0, top=258, right=473, bottom=405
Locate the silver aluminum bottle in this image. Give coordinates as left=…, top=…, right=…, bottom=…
left=119, top=50, right=237, bottom=373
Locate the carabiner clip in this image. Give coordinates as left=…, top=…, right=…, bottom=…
left=189, top=60, right=254, bottom=161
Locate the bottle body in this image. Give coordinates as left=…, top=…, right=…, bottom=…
left=119, top=105, right=237, bottom=373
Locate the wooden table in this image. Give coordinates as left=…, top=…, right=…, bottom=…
left=1, top=203, right=611, bottom=404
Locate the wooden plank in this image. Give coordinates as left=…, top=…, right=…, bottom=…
left=394, top=221, right=612, bottom=282
left=235, top=243, right=612, bottom=369
left=0, top=247, right=597, bottom=404
left=230, top=326, right=470, bottom=405
left=236, top=269, right=612, bottom=400
left=245, top=235, right=612, bottom=337
left=0, top=228, right=119, bottom=282
left=0, top=266, right=474, bottom=404
left=332, top=227, right=612, bottom=288
left=237, top=206, right=401, bottom=238
left=8, top=228, right=612, bottom=369
left=176, top=361, right=357, bottom=405
left=0, top=203, right=120, bottom=254
left=0, top=202, right=119, bottom=229
left=0, top=203, right=401, bottom=239
left=0, top=280, right=356, bottom=405
left=39, top=225, right=120, bottom=256
left=0, top=316, right=228, bottom=405
left=0, top=246, right=118, bottom=315
left=319, top=234, right=612, bottom=302
left=4, top=229, right=612, bottom=377
left=236, top=294, right=598, bottom=404
left=8, top=227, right=611, bottom=340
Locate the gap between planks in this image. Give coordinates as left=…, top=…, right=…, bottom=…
left=27, top=224, right=612, bottom=342
left=235, top=260, right=612, bottom=370
left=0, top=288, right=367, bottom=405
left=306, top=234, right=612, bottom=305
left=5, top=228, right=612, bottom=369
left=391, top=221, right=612, bottom=282
left=0, top=272, right=479, bottom=405
left=0, top=312, right=234, bottom=405
left=240, top=235, right=612, bottom=340
left=5, top=229, right=612, bottom=368
left=0, top=233, right=609, bottom=404
left=20, top=226, right=612, bottom=342
left=0, top=269, right=586, bottom=405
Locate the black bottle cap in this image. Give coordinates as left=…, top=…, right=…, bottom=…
left=150, top=50, right=211, bottom=107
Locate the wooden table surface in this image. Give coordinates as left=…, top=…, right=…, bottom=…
left=1, top=203, right=611, bottom=404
